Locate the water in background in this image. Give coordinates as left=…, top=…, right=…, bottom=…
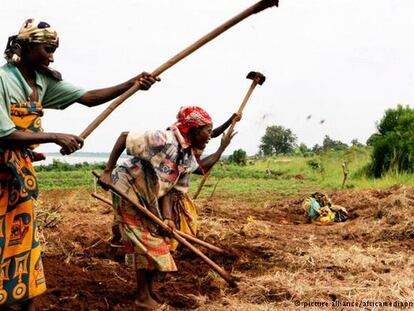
left=33, top=152, right=128, bottom=166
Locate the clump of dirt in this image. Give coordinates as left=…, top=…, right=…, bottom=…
left=327, top=185, right=414, bottom=242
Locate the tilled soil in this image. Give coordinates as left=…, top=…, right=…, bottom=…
left=34, top=186, right=414, bottom=310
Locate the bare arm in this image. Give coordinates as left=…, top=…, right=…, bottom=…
left=211, top=113, right=241, bottom=138
left=160, top=194, right=173, bottom=220
left=98, top=131, right=128, bottom=188
left=0, top=130, right=83, bottom=155
left=77, top=72, right=159, bottom=107
left=160, top=193, right=176, bottom=230
left=193, top=132, right=236, bottom=175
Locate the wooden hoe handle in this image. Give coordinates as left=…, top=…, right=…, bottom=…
left=80, top=0, right=278, bottom=139
left=193, top=71, right=266, bottom=199
left=92, top=171, right=236, bottom=287
left=91, top=192, right=226, bottom=254
left=226, top=71, right=266, bottom=139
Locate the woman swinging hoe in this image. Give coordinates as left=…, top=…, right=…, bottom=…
left=99, top=106, right=239, bottom=309
left=0, top=19, right=158, bottom=310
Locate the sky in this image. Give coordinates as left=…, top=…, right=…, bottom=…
left=2, top=0, right=414, bottom=155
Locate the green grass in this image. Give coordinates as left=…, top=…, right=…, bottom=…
left=36, top=148, right=414, bottom=199
left=37, top=170, right=98, bottom=189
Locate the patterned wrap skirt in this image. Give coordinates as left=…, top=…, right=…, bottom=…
left=111, top=165, right=177, bottom=272
left=169, top=191, right=198, bottom=251
left=0, top=150, right=46, bottom=306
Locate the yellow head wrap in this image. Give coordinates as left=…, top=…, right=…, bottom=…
left=16, top=19, right=59, bottom=46
left=4, top=19, right=62, bottom=80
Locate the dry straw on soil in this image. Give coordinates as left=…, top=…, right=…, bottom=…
left=35, top=186, right=414, bottom=310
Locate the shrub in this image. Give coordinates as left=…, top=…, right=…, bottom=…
left=36, top=159, right=106, bottom=172
left=368, top=105, right=414, bottom=177
left=228, top=149, right=247, bottom=166
left=306, top=159, right=320, bottom=171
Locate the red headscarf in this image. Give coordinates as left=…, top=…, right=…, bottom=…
left=170, top=106, right=212, bottom=175
left=170, top=106, right=212, bottom=148
left=176, top=106, right=212, bottom=135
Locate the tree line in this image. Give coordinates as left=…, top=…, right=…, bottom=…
left=228, top=104, right=414, bottom=178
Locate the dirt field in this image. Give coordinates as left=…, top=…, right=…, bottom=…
left=33, top=185, right=414, bottom=310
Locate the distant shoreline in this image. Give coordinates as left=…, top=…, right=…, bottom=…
left=44, top=152, right=128, bottom=158
left=34, top=152, right=127, bottom=165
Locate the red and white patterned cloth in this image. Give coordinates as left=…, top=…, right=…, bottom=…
left=169, top=106, right=212, bottom=149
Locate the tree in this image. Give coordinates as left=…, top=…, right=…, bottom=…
left=368, top=105, right=414, bottom=177
left=298, top=143, right=309, bottom=154
left=322, top=135, right=348, bottom=151
left=351, top=138, right=364, bottom=147
left=312, top=144, right=322, bottom=153
left=259, top=125, right=297, bottom=156
left=228, top=149, right=247, bottom=165
left=366, top=133, right=380, bottom=146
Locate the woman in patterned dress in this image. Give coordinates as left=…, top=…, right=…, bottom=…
left=99, top=106, right=236, bottom=310
left=0, top=19, right=158, bottom=310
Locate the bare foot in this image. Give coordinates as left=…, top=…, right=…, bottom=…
left=135, top=297, right=161, bottom=310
